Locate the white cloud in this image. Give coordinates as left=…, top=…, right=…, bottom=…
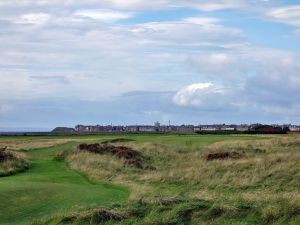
left=1, top=0, right=300, bottom=126
left=131, top=18, right=242, bottom=49
left=0, top=104, right=14, bottom=115
left=266, top=5, right=300, bottom=27
left=103, top=0, right=241, bottom=11
left=0, top=0, right=169, bottom=10
left=101, top=0, right=169, bottom=10
left=173, top=47, right=300, bottom=114
left=182, top=17, right=221, bottom=25
left=190, top=53, right=235, bottom=67
left=0, top=0, right=272, bottom=11
left=73, top=9, right=133, bottom=22
left=186, top=51, right=253, bottom=81
left=0, top=11, right=242, bottom=97
left=173, top=83, right=225, bottom=107
left=181, top=1, right=241, bottom=11
left=13, top=13, right=51, bottom=26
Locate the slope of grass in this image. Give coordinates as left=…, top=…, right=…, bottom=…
left=63, top=135, right=269, bottom=199
left=31, top=197, right=300, bottom=225
left=0, top=143, right=128, bottom=225
left=0, top=133, right=259, bottom=151
left=0, top=150, right=30, bottom=177
left=60, top=134, right=300, bottom=225
left=0, top=157, right=30, bottom=177
left=1, top=134, right=299, bottom=225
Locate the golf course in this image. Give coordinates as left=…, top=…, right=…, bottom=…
left=0, top=134, right=299, bottom=224
left=0, top=141, right=128, bottom=225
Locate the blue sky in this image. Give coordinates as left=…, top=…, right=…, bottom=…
left=1, top=0, right=300, bottom=131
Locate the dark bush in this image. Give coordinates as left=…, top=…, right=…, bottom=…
left=206, top=152, right=242, bottom=161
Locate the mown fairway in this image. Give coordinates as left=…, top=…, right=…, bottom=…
left=0, top=134, right=299, bottom=225
left=0, top=142, right=128, bottom=225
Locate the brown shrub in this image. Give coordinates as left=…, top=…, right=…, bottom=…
left=77, top=143, right=145, bottom=169
left=90, top=209, right=126, bottom=223
left=78, top=143, right=88, bottom=150
left=124, top=159, right=143, bottom=169
left=78, top=143, right=106, bottom=154
left=145, top=165, right=157, bottom=171
left=60, top=209, right=127, bottom=224
left=0, top=147, right=14, bottom=162
left=107, top=145, right=140, bottom=159
left=206, top=152, right=241, bottom=161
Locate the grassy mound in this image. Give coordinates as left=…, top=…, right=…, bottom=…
left=0, top=147, right=31, bottom=176
left=31, top=208, right=127, bottom=225
left=31, top=197, right=300, bottom=225
left=63, top=134, right=300, bottom=224
left=77, top=143, right=149, bottom=169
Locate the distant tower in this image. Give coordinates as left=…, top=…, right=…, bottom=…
left=154, top=121, right=160, bottom=127
left=168, top=120, right=171, bottom=127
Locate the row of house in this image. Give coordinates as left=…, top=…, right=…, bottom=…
left=289, top=125, right=300, bottom=132
left=72, top=123, right=299, bottom=134
left=75, top=123, right=195, bottom=133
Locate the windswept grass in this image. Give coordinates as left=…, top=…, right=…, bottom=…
left=64, top=135, right=299, bottom=197
left=1, top=134, right=300, bottom=224
left=0, top=137, right=107, bottom=151
left=31, top=196, right=300, bottom=225
left=57, top=134, right=300, bottom=224
left=0, top=150, right=30, bottom=177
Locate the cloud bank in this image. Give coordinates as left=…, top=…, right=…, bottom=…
left=0, top=0, right=300, bottom=130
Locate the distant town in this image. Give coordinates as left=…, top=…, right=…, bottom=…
left=51, top=122, right=300, bottom=134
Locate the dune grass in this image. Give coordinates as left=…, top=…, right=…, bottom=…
left=1, top=134, right=299, bottom=224
left=0, top=150, right=30, bottom=177
left=0, top=157, right=30, bottom=177
left=60, top=134, right=300, bottom=225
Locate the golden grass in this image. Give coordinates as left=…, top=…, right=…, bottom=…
left=0, top=138, right=104, bottom=151
left=2, top=134, right=299, bottom=224
left=65, top=134, right=300, bottom=204
left=5, top=134, right=297, bottom=207
left=0, top=150, right=31, bottom=176
left=66, top=150, right=153, bottom=200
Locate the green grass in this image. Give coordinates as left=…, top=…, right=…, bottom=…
left=0, top=156, right=30, bottom=177
left=1, top=134, right=299, bottom=225
left=28, top=197, right=300, bottom=225
left=0, top=143, right=128, bottom=225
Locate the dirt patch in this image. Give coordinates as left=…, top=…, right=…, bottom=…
left=102, top=138, right=135, bottom=144
left=206, top=152, right=242, bottom=161
left=78, top=143, right=151, bottom=170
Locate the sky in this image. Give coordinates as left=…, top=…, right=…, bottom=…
left=1, top=0, right=300, bottom=131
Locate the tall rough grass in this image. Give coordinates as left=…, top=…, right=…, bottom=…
left=0, top=151, right=31, bottom=176
left=56, top=134, right=300, bottom=224
left=0, top=137, right=105, bottom=151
